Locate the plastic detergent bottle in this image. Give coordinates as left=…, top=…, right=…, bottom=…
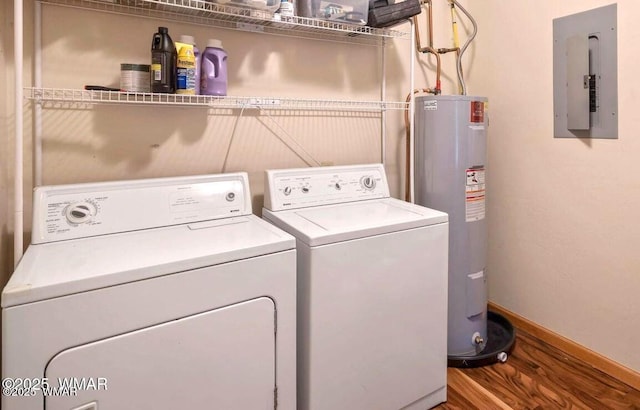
left=178, top=35, right=200, bottom=94
left=200, top=39, right=228, bottom=96
left=176, top=41, right=196, bottom=95
left=151, top=27, right=177, bottom=93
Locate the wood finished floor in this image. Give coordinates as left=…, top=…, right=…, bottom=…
left=434, top=329, right=640, bottom=409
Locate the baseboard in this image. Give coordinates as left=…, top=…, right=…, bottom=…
left=488, top=302, right=640, bottom=391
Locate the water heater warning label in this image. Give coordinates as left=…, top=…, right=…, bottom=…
left=465, top=167, right=485, bottom=222
left=470, top=101, right=485, bottom=123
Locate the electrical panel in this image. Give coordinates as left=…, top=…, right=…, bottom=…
left=553, top=4, right=617, bottom=139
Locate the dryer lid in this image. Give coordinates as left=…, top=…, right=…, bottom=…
left=263, top=197, right=447, bottom=247
left=2, top=215, right=294, bottom=307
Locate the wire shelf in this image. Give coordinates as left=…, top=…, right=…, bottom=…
left=25, top=87, right=409, bottom=111
left=40, top=0, right=409, bottom=45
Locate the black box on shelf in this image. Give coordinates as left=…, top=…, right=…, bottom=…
left=367, top=0, right=421, bottom=28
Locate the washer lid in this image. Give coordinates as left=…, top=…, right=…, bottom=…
left=2, top=215, right=294, bottom=307
left=263, top=198, right=447, bottom=247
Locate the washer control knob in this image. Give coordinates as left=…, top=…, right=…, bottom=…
left=361, top=176, right=376, bottom=190
left=283, top=186, right=292, bottom=196
left=301, top=187, right=310, bottom=194
left=335, top=183, right=341, bottom=190
left=225, top=192, right=236, bottom=202
left=65, top=202, right=96, bottom=225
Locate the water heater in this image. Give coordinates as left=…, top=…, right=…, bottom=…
left=414, top=95, right=489, bottom=358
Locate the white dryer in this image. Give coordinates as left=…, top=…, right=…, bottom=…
left=2, top=173, right=296, bottom=410
left=262, top=164, right=449, bottom=410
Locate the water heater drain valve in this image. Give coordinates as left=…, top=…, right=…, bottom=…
left=497, top=352, right=508, bottom=363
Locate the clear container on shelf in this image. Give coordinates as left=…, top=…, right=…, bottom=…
left=207, top=0, right=281, bottom=13
left=313, top=0, right=369, bottom=24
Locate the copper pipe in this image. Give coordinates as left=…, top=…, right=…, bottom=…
left=413, top=0, right=441, bottom=92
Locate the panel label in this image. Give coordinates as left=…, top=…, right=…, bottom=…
left=465, top=167, right=485, bottom=222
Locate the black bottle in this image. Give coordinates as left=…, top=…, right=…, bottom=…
left=151, top=27, right=177, bottom=93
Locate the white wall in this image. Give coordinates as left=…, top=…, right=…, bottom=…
left=7, top=0, right=636, bottom=378
left=466, top=1, right=640, bottom=372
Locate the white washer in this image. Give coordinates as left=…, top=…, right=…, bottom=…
left=2, top=173, right=296, bottom=410
left=262, top=164, right=449, bottom=410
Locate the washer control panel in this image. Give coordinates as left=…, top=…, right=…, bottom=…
left=32, top=173, right=251, bottom=244
left=264, top=164, right=390, bottom=211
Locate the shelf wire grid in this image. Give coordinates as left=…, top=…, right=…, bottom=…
left=40, top=0, right=409, bottom=45
left=25, top=87, right=410, bottom=112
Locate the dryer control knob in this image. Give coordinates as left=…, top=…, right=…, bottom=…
left=283, top=186, right=292, bottom=196
left=65, top=202, right=96, bottom=225
left=361, top=176, right=376, bottom=190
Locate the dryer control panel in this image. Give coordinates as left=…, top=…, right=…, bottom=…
left=32, top=173, right=252, bottom=244
left=264, top=164, right=390, bottom=211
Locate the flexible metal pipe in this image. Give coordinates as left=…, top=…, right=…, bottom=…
left=451, top=0, right=477, bottom=95
left=448, top=0, right=463, bottom=94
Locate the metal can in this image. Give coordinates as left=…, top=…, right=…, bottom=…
left=120, top=63, right=151, bottom=93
